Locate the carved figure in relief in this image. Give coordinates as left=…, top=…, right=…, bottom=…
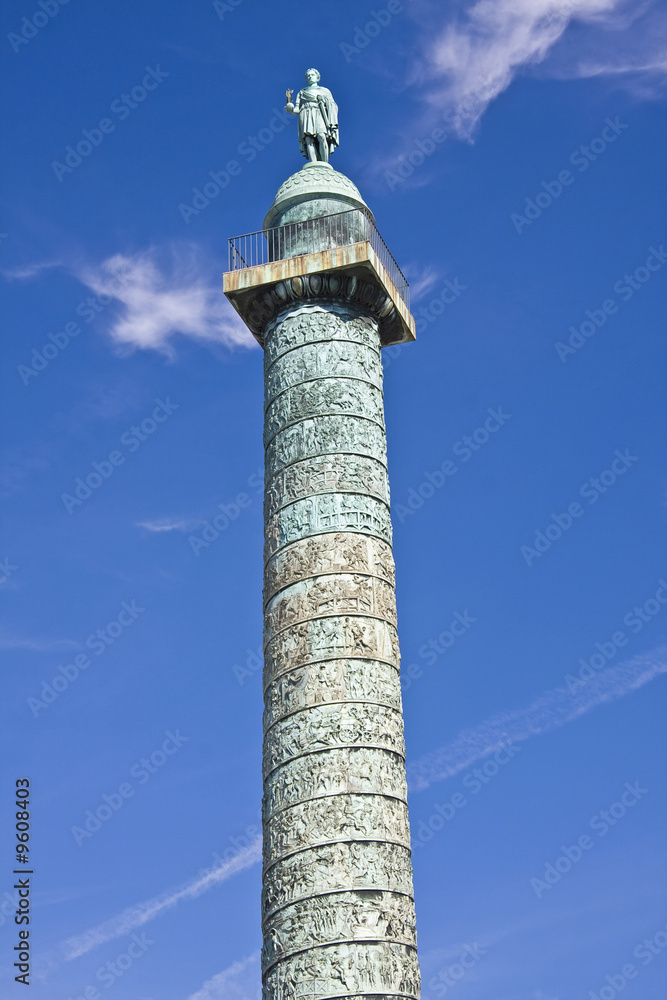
left=321, top=659, right=342, bottom=695
left=266, top=454, right=388, bottom=518
left=310, top=616, right=345, bottom=652
left=347, top=616, right=373, bottom=654
left=345, top=662, right=369, bottom=702
left=282, top=666, right=306, bottom=701
left=265, top=617, right=401, bottom=683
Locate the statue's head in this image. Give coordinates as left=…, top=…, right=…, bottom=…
left=305, top=68, right=321, bottom=84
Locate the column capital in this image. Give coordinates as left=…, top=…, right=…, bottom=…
left=225, top=268, right=413, bottom=347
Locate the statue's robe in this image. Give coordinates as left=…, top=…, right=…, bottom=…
left=294, top=86, right=339, bottom=157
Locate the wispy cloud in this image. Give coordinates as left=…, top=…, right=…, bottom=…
left=186, top=952, right=260, bottom=1000
left=0, top=452, right=51, bottom=500
left=410, top=0, right=664, bottom=138
left=401, top=263, right=444, bottom=301
left=5, top=242, right=255, bottom=356
left=76, top=244, right=255, bottom=355
left=0, top=629, right=79, bottom=653
left=62, top=835, right=261, bottom=961
left=136, top=517, right=200, bottom=533
left=1, top=259, right=62, bottom=280
left=408, top=647, right=666, bottom=791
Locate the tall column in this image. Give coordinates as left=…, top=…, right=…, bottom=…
left=224, top=163, right=420, bottom=1000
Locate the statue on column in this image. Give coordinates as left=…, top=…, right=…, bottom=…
left=285, top=68, right=339, bottom=162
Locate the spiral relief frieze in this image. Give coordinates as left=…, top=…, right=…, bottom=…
left=264, top=533, right=395, bottom=598
left=261, top=301, right=419, bottom=998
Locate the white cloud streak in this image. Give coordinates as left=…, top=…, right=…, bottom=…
left=401, top=263, right=444, bottom=301
left=186, top=951, right=261, bottom=1000
left=135, top=517, right=200, bottom=533
left=408, top=647, right=666, bottom=791
left=61, top=650, right=664, bottom=961
left=77, top=244, right=255, bottom=355
left=1, top=260, right=62, bottom=280
left=62, top=835, right=261, bottom=961
left=0, top=629, right=79, bottom=652
left=414, top=0, right=662, bottom=137
left=4, top=243, right=256, bottom=355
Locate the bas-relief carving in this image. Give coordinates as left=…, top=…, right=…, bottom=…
left=264, top=339, right=382, bottom=404
left=264, top=533, right=395, bottom=597
left=263, top=702, right=405, bottom=775
left=261, top=301, right=419, bottom=999
left=265, top=454, right=389, bottom=521
left=263, top=941, right=420, bottom=999
left=265, top=573, right=397, bottom=640
left=263, top=657, right=401, bottom=729
left=264, top=615, right=400, bottom=680
left=262, top=841, right=415, bottom=914
left=265, top=377, right=385, bottom=445
left=266, top=413, right=388, bottom=477
left=263, top=793, right=411, bottom=864
left=262, top=889, right=417, bottom=967
left=263, top=307, right=380, bottom=368
left=264, top=747, right=407, bottom=816
left=265, top=492, right=392, bottom=558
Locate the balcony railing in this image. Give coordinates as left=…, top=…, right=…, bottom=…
left=227, top=208, right=410, bottom=310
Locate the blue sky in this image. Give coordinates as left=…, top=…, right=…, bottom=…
left=1, top=1, right=666, bottom=998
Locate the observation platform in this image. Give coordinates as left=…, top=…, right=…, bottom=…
left=223, top=207, right=416, bottom=348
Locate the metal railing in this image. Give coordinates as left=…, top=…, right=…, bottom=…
left=227, top=208, right=409, bottom=309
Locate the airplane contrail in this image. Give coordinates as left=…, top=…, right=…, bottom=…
left=186, top=950, right=260, bottom=1000
left=63, top=836, right=261, bottom=961
left=407, top=648, right=666, bottom=791
left=61, top=648, right=665, bottom=963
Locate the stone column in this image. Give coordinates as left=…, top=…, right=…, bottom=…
left=224, top=164, right=420, bottom=1000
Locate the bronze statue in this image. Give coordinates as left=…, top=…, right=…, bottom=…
left=285, top=68, right=339, bottom=162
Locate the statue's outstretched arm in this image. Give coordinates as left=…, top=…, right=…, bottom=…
left=285, top=92, right=301, bottom=114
